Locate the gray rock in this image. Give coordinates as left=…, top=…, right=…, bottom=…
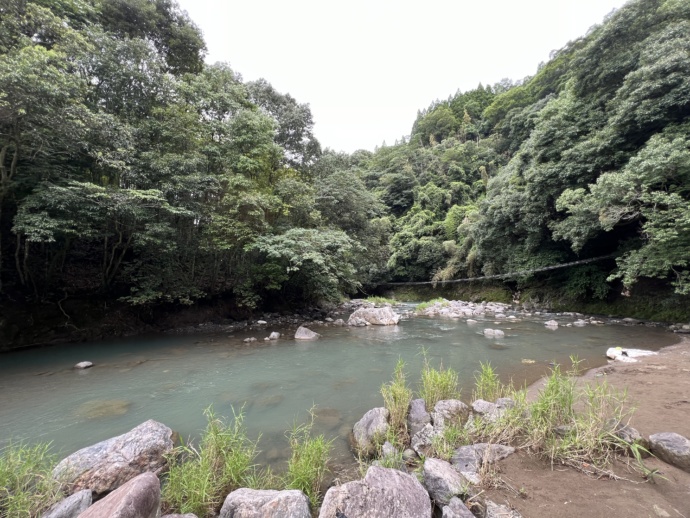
left=544, top=320, right=559, bottom=328
left=332, top=319, right=346, bottom=326
left=74, top=362, right=93, bottom=369
left=353, top=407, right=389, bottom=456
left=442, top=497, right=475, bottom=518
left=495, top=398, right=515, bottom=410
left=408, top=398, right=431, bottom=436
left=411, top=423, right=439, bottom=457
left=319, top=466, right=432, bottom=518
left=485, top=500, right=522, bottom=518
left=160, top=515, right=198, bottom=518
left=53, top=420, right=175, bottom=496
left=347, top=307, right=400, bottom=326
left=42, top=489, right=92, bottom=518
left=649, top=432, right=690, bottom=472
left=473, top=443, right=516, bottom=463
left=219, top=488, right=310, bottom=518
left=256, top=320, right=268, bottom=325
left=451, top=445, right=480, bottom=473
left=382, top=441, right=398, bottom=458
left=402, top=448, right=418, bottom=463
left=77, top=472, right=160, bottom=518
left=294, top=326, right=320, bottom=340
left=268, top=331, right=280, bottom=340
left=432, top=400, right=470, bottom=430
left=422, top=457, right=469, bottom=505
left=483, top=329, right=505, bottom=338
left=471, top=399, right=499, bottom=421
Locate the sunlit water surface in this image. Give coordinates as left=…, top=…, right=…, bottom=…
left=0, top=308, right=678, bottom=470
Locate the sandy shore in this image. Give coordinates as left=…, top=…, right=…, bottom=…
left=485, top=336, right=690, bottom=518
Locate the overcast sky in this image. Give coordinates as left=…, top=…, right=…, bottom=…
left=175, top=0, right=628, bottom=153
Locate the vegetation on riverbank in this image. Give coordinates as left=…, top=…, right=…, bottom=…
left=2, top=0, right=690, bottom=351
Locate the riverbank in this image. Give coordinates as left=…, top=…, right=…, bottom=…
left=482, top=338, right=690, bottom=518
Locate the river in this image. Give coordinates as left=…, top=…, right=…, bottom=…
left=0, top=307, right=678, bottom=470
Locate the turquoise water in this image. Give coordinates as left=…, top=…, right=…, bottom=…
left=0, top=310, right=677, bottom=469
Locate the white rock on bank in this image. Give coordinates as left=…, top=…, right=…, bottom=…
left=294, top=326, right=320, bottom=340
left=606, top=347, right=657, bottom=363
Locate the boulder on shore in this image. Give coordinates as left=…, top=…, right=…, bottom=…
left=53, top=420, right=175, bottom=496
left=347, top=307, right=400, bottom=326
left=77, top=472, right=160, bottom=518
left=408, top=398, right=431, bottom=436
left=649, top=432, right=690, bottom=472
left=220, top=488, right=310, bottom=518
left=42, top=489, right=92, bottom=518
left=294, top=326, right=320, bottom=340
left=319, top=466, right=431, bottom=518
left=422, top=457, right=471, bottom=505
left=352, top=407, right=389, bottom=456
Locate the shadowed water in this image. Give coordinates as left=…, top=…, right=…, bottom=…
left=0, top=309, right=678, bottom=469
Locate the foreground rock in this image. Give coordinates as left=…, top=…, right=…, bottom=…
left=53, top=420, right=175, bottom=495
left=78, top=472, right=160, bottom=518
left=220, top=488, right=310, bottom=518
left=442, top=497, right=475, bottom=518
left=649, top=432, right=690, bottom=472
left=408, top=398, right=431, bottom=436
left=353, top=407, right=389, bottom=456
left=431, top=399, right=470, bottom=430
left=347, top=307, right=400, bottom=326
left=43, top=489, right=92, bottom=518
left=422, top=457, right=470, bottom=505
left=294, top=326, right=320, bottom=340
left=319, top=466, right=432, bottom=518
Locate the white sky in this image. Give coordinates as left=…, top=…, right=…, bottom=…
left=175, top=0, right=628, bottom=153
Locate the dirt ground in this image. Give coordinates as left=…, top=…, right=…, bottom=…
left=484, top=337, right=690, bottom=518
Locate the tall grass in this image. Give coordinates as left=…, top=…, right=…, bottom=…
left=419, top=355, right=461, bottom=409
left=415, top=298, right=449, bottom=313
left=0, top=442, right=63, bottom=518
left=472, top=362, right=513, bottom=402
left=380, top=359, right=413, bottom=448
left=161, top=406, right=268, bottom=517
left=283, top=409, right=333, bottom=508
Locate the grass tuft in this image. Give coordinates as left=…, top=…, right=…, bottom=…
left=419, top=354, right=461, bottom=409
left=283, top=408, right=333, bottom=508
left=380, top=359, right=413, bottom=449
left=472, top=362, right=513, bottom=402
left=161, top=406, right=268, bottom=517
left=0, top=442, right=63, bottom=518
left=415, top=298, right=449, bottom=313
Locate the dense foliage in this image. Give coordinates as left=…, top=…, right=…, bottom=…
left=1, top=0, right=689, bottom=313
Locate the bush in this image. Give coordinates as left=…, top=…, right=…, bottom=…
left=0, top=442, right=63, bottom=518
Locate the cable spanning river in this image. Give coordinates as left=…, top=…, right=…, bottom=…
left=0, top=308, right=678, bottom=469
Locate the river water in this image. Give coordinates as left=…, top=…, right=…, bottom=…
left=0, top=308, right=678, bottom=470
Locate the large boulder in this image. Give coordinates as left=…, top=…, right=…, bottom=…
left=219, top=488, right=310, bottom=518
left=319, top=465, right=432, bottom=518
left=431, top=400, right=470, bottom=430
left=53, top=420, right=175, bottom=496
left=649, top=432, right=690, bottom=472
left=422, top=457, right=469, bottom=506
left=408, top=398, right=431, bottom=437
left=77, top=472, right=160, bottom=518
left=347, top=307, right=400, bottom=326
left=43, top=489, right=92, bottom=518
left=352, top=407, right=389, bottom=456
left=294, top=326, right=320, bottom=340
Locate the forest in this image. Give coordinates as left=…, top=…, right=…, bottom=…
left=1, top=0, right=689, bottom=325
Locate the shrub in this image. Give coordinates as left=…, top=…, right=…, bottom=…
left=472, top=362, right=513, bottom=402
left=415, top=297, right=449, bottom=313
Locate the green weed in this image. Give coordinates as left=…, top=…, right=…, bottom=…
left=380, top=359, right=413, bottom=448
left=283, top=408, right=334, bottom=508
left=0, top=442, right=63, bottom=518
left=419, top=355, right=461, bottom=409
left=161, top=406, right=266, bottom=517
left=415, top=298, right=450, bottom=312
left=472, top=362, right=513, bottom=402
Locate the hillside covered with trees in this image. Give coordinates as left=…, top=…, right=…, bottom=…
left=1, top=0, right=689, bottom=335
